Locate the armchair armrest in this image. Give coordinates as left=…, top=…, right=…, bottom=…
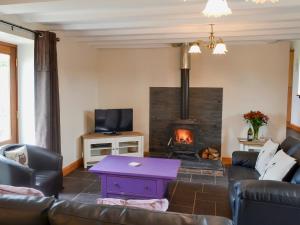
left=232, top=151, right=259, bottom=168
left=0, top=155, right=35, bottom=187
left=232, top=180, right=300, bottom=225
left=234, top=180, right=300, bottom=207
left=26, top=145, right=63, bottom=171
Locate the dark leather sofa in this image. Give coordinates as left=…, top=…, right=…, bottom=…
left=228, top=136, right=300, bottom=225
left=0, top=144, right=63, bottom=197
left=0, top=194, right=232, bottom=225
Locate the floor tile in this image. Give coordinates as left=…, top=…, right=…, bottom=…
left=193, top=200, right=216, bottom=215
left=82, top=181, right=101, bottom=194
left=215, top=176, right=228, bottom=187
left=177, top=173, right=192, bottom=182
left=168, top=204, right=193, bottom=214
left=170, top=181, right=202, bottom=207
left=67, top=169, right=96, bottom=180
left=202, top=184, right=228, bottom=196
left=72, top=193, right=100, bottom=204
left=191, top=174, right=215, bottom=184
left=216, top=201, right=232, bottom=219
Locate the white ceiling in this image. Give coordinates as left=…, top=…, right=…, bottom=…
left=0, top=0, right=300, bottom=48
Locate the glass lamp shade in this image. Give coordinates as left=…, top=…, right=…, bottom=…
left=246, top=0, right=279, bottom=3
left=189, top=43, right=202, bottom=54
left=202, top=0, right=232, bottom=18
left=213, top=43, right=228, bottom=55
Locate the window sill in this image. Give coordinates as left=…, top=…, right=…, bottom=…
left=287, top=123, right=300, bottom=133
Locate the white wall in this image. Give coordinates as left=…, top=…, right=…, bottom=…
left=0, top=18, right=291, bottom=163
left=95, top=42, right=290, bottom=157
left=57, top=35, right=100, bottom=166
left=291, top=41, right=300, bottom=126
left=96, top=48, right=180, bottom=147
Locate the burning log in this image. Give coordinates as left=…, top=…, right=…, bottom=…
left=201, top=148, right=220, bottom=160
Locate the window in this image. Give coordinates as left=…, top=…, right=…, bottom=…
left=0, top=42, right=17, bottom=145
left=298, top=60, right=300, bottom=96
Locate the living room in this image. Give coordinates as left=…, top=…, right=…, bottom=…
left=0, top=1, right=300, bottom=225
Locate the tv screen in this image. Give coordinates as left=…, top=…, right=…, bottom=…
left=95, top=109, right=133, bottom=134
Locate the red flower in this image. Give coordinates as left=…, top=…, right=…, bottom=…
left=243, top=111, right=269, bottom=127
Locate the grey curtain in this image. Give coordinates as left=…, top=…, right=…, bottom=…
left=34, top=31, right=61, bottom=154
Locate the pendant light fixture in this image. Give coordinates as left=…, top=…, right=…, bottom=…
left=189, top=43, right=202, bottom=54
left=213, top=41, right=228, bottom=54
left=188, top=24, right=228, bottom=55
left=202, top=0, right=232, bottom=18
left=246, top=0, right=279, bottom=3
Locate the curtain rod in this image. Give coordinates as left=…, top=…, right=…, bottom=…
left=0, top=20, right=60, bottom=41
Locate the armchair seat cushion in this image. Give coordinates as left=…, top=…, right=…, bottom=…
left=35, top=170, right=62, bottom=196
left=228, top=166, right=260, bottom=183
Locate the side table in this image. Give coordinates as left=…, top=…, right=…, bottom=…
left=238, top=138, right=267, bottom=152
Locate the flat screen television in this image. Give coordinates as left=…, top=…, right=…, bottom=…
left=95, top=109, right=133, bottom=134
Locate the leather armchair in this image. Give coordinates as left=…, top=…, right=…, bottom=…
left=228, top=136, right=300, bottom=225
left=0, top=144, right=63, bottom=197
left=231, top=180, right=300, bottom=225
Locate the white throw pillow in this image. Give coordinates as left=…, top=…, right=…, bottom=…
left=260, top=150, right=296, bottom=181
left=255, top=139, right=279, bottom=175
left=5, top=146, right=29, bottom=167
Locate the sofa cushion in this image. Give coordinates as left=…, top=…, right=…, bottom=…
left=279, top=136, right=300, bottom=153
left=0, top=195, right=55, bottom=225
left=228, top=166, right=260, bottom=182
left=4, top=146, right=29, bottom=167
left=255, top=139, right=279, bottom=175
left=49, top=200, right=233, bottom=225
left=259, top=150, right=296, bottom=181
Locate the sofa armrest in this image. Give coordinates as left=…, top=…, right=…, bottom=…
left=232, top=151, right=259, bottom=168
left=0, top=155, right=35, bottom=187
left=234, top=180, right=300, bottom=207
left=26, top=145, right=63, bottom=171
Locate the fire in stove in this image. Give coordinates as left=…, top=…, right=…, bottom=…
left=175, top=129, right=194, bottom=145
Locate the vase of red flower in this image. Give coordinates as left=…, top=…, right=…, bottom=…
left=243, top=111, right=269, bottom=140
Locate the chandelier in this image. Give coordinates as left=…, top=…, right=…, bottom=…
left=202, top=0, right=232, bottom=18
left=201, top=0, right=279, bottom=18
left=246, top=0, right=279, bottom=3
left=189, top=24, right=228, bottom=55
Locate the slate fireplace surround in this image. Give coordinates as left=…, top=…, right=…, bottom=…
left=149, top=43, right=223, bottom=159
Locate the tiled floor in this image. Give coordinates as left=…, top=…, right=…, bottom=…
left=59, top=167, right=231, bottom=219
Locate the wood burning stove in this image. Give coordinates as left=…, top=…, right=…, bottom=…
left=168, top=43, right=203, bottom=159
left=168, top=120, right=203, bottom=159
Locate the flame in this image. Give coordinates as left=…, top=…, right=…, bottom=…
left=175, top=129, right=193, bottom=144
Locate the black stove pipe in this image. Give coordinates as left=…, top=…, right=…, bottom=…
left=180, top=43, right=191, bottom=120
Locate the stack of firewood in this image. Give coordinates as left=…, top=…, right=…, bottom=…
left=201, top=148, right=220, bottom=160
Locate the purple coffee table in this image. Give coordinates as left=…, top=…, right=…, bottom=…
left=89, top=155, right=181, bottom=199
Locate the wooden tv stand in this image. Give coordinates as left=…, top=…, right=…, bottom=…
left=82, top=131, right=144, bottom=168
